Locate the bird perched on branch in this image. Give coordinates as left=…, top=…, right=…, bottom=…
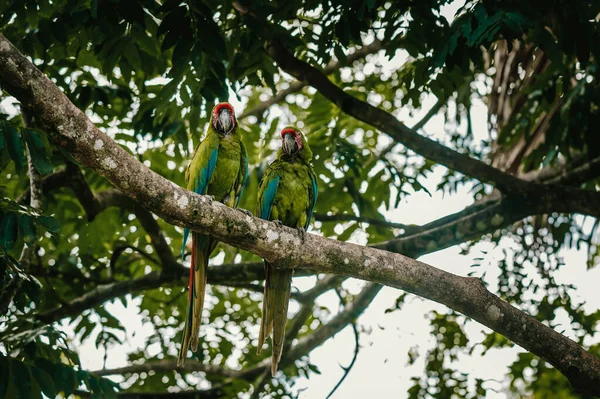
left=256, top=126, right=318, bottom=375
left=177, top=102, right=248, bottom=366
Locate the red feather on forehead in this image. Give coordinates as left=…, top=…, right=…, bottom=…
left=213, top=102, right=235, bottom=118
left=280, top=128, right=303, bottom=150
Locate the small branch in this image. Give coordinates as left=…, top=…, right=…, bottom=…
left=325, top=288, right=360, bottom=399
left=296, top=274, right=345, bottom=303
left=314, top=212, right=411, bottom=230
left=65, top=162, right=104, bottom=220
left=285, top=283, right=380, bottom=364
left=547, top=156, right=600, bottom=186
left=373, top=197, right=519, bottom=257
left=34, top=261, right=289, bottom=324
left=16, top=166, right=68, bottom=204
left=96, top=189, right=180, bottom=272
left=0, top=274, right=24, bottom=317
left=94, top=358, right=247, bottom=378
left=76, top=388, right=228, bottom=398
left=249, top=369, right=271, bottom=399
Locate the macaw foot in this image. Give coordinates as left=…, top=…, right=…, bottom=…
left=239, top=208, right=253, bottom=217
left=272, top=220, right=284, bottom=228
left=296, top=227, right=306, bottom=242
left=205, top=195, right=215, bottom=202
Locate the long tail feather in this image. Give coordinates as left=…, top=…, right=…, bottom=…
left=257, top=261, right=293, bottom=376
left=178, top=232, right=211, bottom=366
left=177, top=255, right=195, bottom=366
left=257, top=262, right=272, bottom=354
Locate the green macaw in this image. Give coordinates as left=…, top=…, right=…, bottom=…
left=177, top=102, right=248, bottom=366
left=256, top=126, right=318, bottom=376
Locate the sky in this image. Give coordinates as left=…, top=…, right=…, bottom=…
left=46, top=1, right=600, bottom=399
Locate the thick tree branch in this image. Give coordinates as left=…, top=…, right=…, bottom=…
left=1, top=34, right=599, bottom=395
left=262, top=39, right=527, bottom=193
left=36, top=262, right=317, bottom=324
left=262, top=39, right=600, bottom=217
left=239, top=40, right=382, bottom=120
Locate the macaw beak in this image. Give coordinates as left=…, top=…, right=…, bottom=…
left=218, top=109, right=232, bottom=133
left=282, top=133, right=298, bottom=155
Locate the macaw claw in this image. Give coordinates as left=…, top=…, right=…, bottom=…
left=296, top=227, right=306, bottom=241
left=239, top=208, right=253, bottom=217
left=272, top=220, right=284, bottom=227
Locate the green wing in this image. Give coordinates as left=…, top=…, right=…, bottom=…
left=235, top=140, right=249, bottom=207
left=182, top=131, right=220, bottom=258
left=305, top=166, right=318, bottom=230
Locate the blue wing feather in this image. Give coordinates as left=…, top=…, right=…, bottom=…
left=305, top=173, right=318, bottom=230
left=259, top=175, right=280, bottom=220
left=182, top=148, right=219, bottom=260
left=235, top=155, right=249, bottom=207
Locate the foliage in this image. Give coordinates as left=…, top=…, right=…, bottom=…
left=0, top=0, right=600, bottom=398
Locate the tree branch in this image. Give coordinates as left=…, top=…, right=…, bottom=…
left=94, top=358, right=248, bottom=379
left=95, top=189, right=180, bottom=272
left=35, top=262, right=316, bottom=324
left=239, top=40, right=382, bottom=120
left=260, top=38, right=600, bottom=217
left=314, top=212, right=412, bottom=230
left=262, top=39, right=527, bottom=193
left=1, top=34, right=599, bottom=395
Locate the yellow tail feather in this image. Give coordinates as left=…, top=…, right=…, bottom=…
left=257, top=261, right=293, bottom=376
left=177, top=232, right=212, bottom=366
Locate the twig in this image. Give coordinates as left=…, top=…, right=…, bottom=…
left=325, top=288, right=361, bottom=399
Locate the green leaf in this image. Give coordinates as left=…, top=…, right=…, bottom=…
left=0, top=355, right=9, bottom=398
left=18, top=214, right=37, bottom=246
left=21, top=128, right=54, bottom=175
left=0, top=212, right=19, bottom=251
left=31, top=366, right=57, bottom=398
left=3, top=121, right=25, bottom=174
left=10, top=358, right=32, bottom=399
left=88, top=375, right=103, bottom=399
left=99, top=378, right=118, bottom=399
left=52, top=363, right=77, bottom=396
left=38, top=216, right=60, bottom=234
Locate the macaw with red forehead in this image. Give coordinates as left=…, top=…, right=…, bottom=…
left=256, top=126, right=318, bottom=375
left=177, top=102, right=248, bottom=366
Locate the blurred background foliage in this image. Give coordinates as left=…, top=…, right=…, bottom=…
left=1, top=0, right=600, bottom=397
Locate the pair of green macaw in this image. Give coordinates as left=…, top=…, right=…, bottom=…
left=177, top=102, right=318, bottom=377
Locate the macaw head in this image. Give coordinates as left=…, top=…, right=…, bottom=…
left=281, top=127, right=303, bottom=155
left=280, top=126, right=312, bottom=162
left=211, top=102, right=236, bottom=135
